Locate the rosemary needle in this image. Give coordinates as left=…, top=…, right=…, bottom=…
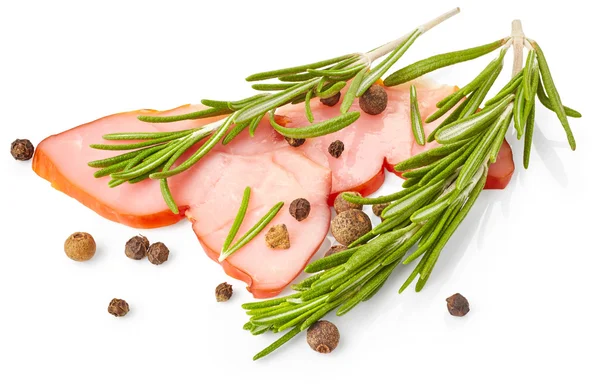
left=219, top=193, right=284, bottom=262
left=409, top=85, right=426, bottom=145
left=222, top=187, right=251, bottom=254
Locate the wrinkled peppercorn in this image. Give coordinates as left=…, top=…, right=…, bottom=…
left=328, top=140, right=344, bottom=158
left=285, top=137, right=306, bottom=147
left=265, top=224, right=290, bottom=249
left=215, top=282, right=233, bottom=302
left=108, top=298, right=130, bottom=317
left=446, top=293, right=470, bottom=317
left=289, top=198, right=311, bottom=221
left=64, top=232, right=96, bottom=261
left=324, top=244, right=347, bottom=257
left=334, top=191, right=363, bottom=214
left=148, top=242, right=169, bottom=265
left=10, top=139, right=35, bottom=161
left=331, top=209, right=372, bottom=246
left=307, top=320, right=340, bottom=353
left=372, top=202, right=390, bottom=217
left=125, top=235, right=149, bottom=260
left=359, top=84, right=388, bottom=115
left=320, top=92, right=341, bottom=107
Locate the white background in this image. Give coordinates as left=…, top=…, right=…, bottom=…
left=1, top=0, right=598, bottom=389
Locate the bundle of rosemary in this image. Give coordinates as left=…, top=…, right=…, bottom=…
left=242, top=20, right=580, bottom=360
left=87, top=8, right=460, bottom=213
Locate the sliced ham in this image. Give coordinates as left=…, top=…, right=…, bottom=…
left=32, top=82, right=515, bottom=297
left=277, top=81, right=513, bottom=199
left=33, top=105, right=330, bottom=298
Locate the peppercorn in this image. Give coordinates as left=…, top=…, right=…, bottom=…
left=10, top=139, right=35, bottom=161
left=307, top=320, right=340, bottom=353
left=331, top=209, right=372, bottom=246
left=265, top=224, right=290, bottom=249
left=108, top=298, right=130, bottom=317
left=324, top=244, right=347, bottom=257
left=285, top=137, right=306, bottom=147
left=372, top=202, right=390, bottom=217
left=320, top=92, right=341, bottom=107
left=148, top=242, right=169, bottom=265
left=446, top=293, right=470, bottom=317
left=328, top=140, right=344, bottom=158
left=333, top=191, right=363, bottom=214
left=215, top=282, right=233, bottom=302
left=64, top=232, right=96, bottom=261
left=125, top=235, right=149, bottom=260
left=359, top=84, right=388, bottom=115
left=289, top=198, right=311, bottom=222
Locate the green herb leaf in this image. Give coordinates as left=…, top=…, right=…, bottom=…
left=304, top=88, right=314, bottom=123
left=523, top=104, right=536, bottom=169
left=137, top=107, right=231, bottom=123
left=435, top=94, right=514, bottom=144
left=531, top=40, right=576, bottom=150
left=269, top=110, right=360, bottom=139
left=536, top=81, right=581, bottom=118
left=251, top=83, right=299, bottom=91
left=222, top=187, right=252, bottom=254
left=252, top=325, right=302, bottom=361
left=384, top=38, right=507, bottom=86
left=246, top=54, right=356, bottom=82
left=410, top=85, right=426, bottom=145
left=340, top=67, right=368, bottom=114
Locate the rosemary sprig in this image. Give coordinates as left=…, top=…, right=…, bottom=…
left=243, top=20, right=580, bottom=360
left=88, top=8, right=460, bottom=213
left=219, top=187, right=284, bottom=262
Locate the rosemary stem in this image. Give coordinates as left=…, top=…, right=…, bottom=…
left=511, top=19, right=525, bottom=76
left=366, top=7, right=460, bottom=63
left=191, top=117, right=228, bottom=138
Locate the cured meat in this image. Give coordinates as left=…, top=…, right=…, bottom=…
left=33, top=105, right=331, bottom=298
left=32, top=82, right=514, bottom=297
left=277, top=82, right=514, bottom=200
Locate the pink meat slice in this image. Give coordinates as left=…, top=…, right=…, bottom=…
left=33, top=105, right=331, bottom=298
left=187, top=150, right=331, bottom=297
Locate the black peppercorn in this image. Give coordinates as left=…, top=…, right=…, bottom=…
left=307, top=320, right=340, bottom=353
left=359, top=84, right=388, bottom=115
left=285, top=137, right=305, bottom=147
left=125, top=235, right=149, bottom=260
left=108, top=298, right=130, bottom=317
left=148, top=242, right=169, bottom=265
left=328, top=140, right=344, bottom=158
left=372, top=202, right=390, bottom=217
left=289, top=198, right=311, bottom=221
left=320, top=92, right=341, bottom=107
left=446, top=293, right=470, bottom=317
left=11, top=139, right=34, bottom=161
left=215, top=282, right=233, bottom=302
